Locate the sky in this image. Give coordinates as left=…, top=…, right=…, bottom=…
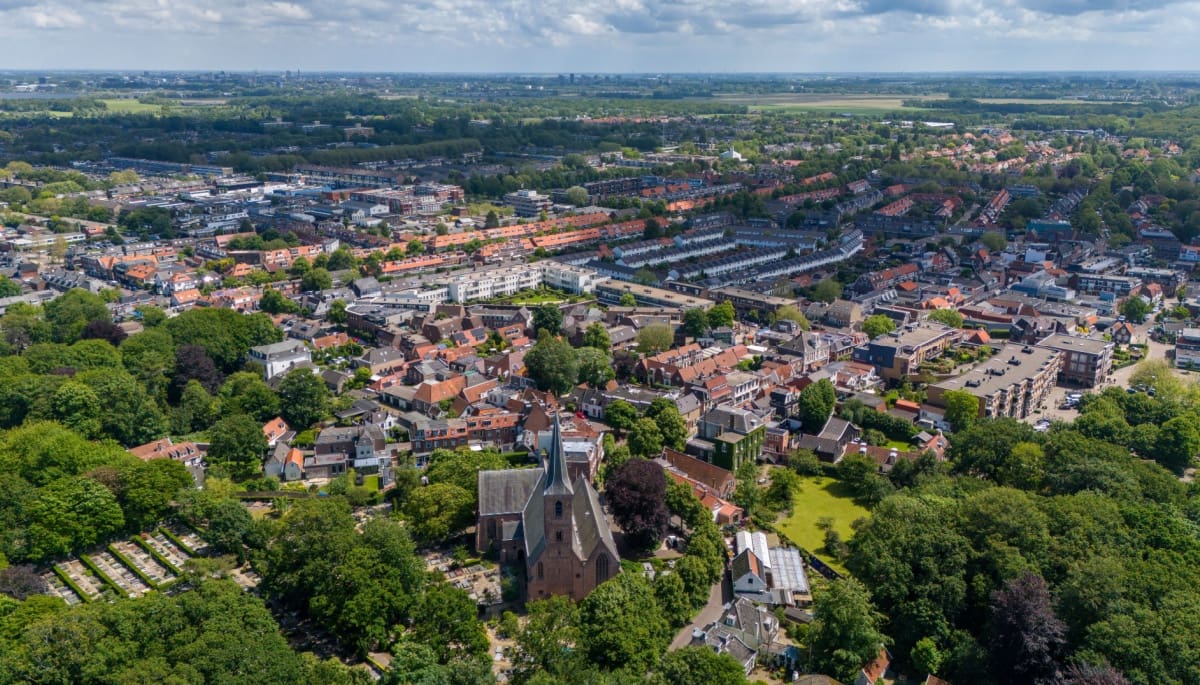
left=0, top=0, right=1198, bottom=72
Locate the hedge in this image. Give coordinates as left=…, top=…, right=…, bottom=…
left=52, top=564, right=93, bottom=603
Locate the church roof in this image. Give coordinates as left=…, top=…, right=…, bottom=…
left=543, top=412, right=574, bottom=497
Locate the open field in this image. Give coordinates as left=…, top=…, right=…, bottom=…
left=100, top=98, right=163, bottom=114
left=776, top=475, right=870, bottom=573
left=713, top=93, right=945, bottom=113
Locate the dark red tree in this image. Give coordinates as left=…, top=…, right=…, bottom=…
left=605, top=459, right=670, bottom=553
left=1060, top=662, right=1130, bottom=685
left=0, top=564, right=48, bottom=600
left=81, top=319, right=127, bottom=346
left=989, top=571, right=1066, bottom=685
left=170, top=344, right=224, bottom=402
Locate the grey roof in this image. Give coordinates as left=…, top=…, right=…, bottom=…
left=731, top=549, right=764, bottom=582
left=477, top=468, right=542, bottom=516
left=543, top=413, right=574, bottom=498
left=571, top=472, right=619, bottom=562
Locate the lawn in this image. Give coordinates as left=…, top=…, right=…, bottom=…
left=363, top=475, right=381, bottom=492
left=100, top=99, right=162, bottom=114
left=776, top=476, right=871, bottom=573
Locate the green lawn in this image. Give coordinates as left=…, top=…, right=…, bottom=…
left=363, top=475, right=381, bottom=492
left=100, top=99, right=162, bottom=114
left=777, top=476, right=871, bottom=573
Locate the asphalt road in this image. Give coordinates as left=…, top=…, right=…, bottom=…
left=670, top=573, right=732, bottom=650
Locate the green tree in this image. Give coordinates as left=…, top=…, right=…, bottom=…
left=577, top=346, right=615, bottom=389
left=119, top=458, right=193, bottom=530
left=403, top=483, right=475, bottom=543
left=619, top=292, right=637, bottom=307
left=49, top=381, right=103, bottom=439
left=628, top=417, right=664, bottom=458
left=654, top=647, right=749, bottom=685
left=980, top=231, right=1007, bottom=252
left=43, top=289, right=110, bottom=343
left=796, top=378, right=837, bottom=432
left=812, top=279, right=843, bottom=303
left=510, top=596, right=580, bottom=682
left=277, top=368, right=329, bottom=429
left=25, top=477, right=125, bottom=562
left=774, top=305, right=811, bottom=330
left=682, top=308, right=709, bottom=338
left=650, top=404, right=688, bottom=451
left=863, top=314, right=896, bottom=339
left=424, top=448, right=508, bottom=509
left=579, top=571, right=670, bottom=673
left=808, top=578, right=890, bottom=684
left=604, top=399, right=638, bottom=436
left=1154, top=415, right=1200, bottom=474
left=582, top=322, right=612, bottom=351
left=943, top=389, right=981, bottom=433
left=207, top=414, right=268, bottom=480
left=411, top=581, right=490, bottom=663
left=260, top=287, right=298, bottom=314
left=532, top=304, right=564, bottom=336
left=173, top=379, right=216, bottom=434
left=565, top=186, right=589, bottom=206
left=636, top=324, right=674, bottom=355
left=217, top=371, right=281, bottom=423
left=928, top=308, right=964, bottom=328
left=707, top=301, right=735, bottom=329
left=1119, top=297, right=1151, bottom=324
left=327, top=299, right=348, bottom=326
left=911, top=636, right=945, bottom=678
left=300, top=267, right=333, bottom=293
left=525, top=330, right=580, bottom=396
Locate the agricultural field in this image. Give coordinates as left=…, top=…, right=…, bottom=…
left=99, top=98, right=163, bottom=114
left=713, top=92, right=945, bottom=113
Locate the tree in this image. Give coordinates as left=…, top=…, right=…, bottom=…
left=510, top=596, right=580, bottom=682
left=565, top=186, right=589, bottom=206
left=43, top=288, right=110, bottom=343
left=582, top=322, right=611, bottom=351
left=643, top=217, right=663, bottom=239
left=524, top=330, right=579, bottom=396
left=619, top=292, right=637, bottom=307
left=49, top=381, right=103, bottom=439
left=606, top=459, right=670, bottom=551
left=485, top=210, right=500, bottom=228
left=25, top=477, right=126, bottom=562
left=327, top=299, right=348, bottom=326
left=217, top=371, right=281, bottom=423
left=812, top=278, right=843, bottom=303
left=928, top=308, right=964, bottom=328
left=532, top=304, right=564, bottom=336
left=1119, top=297, right=1151, bottom=324
left=796, top=378, right=837, bottom=432
left=682, top=308, right=709, bottom=338
left=119, top=458, right=193, bottom=530
left=80, top=319, right=127, bottom=346
left=707, top=301, right=735, bottom=329
left=260, top=287, right=298, bottom=314
left=650, top=404, right=688, bottom=451
left=576, top=346, right=615, bottom=388
left=911, top=637, right=945, bottom=678
left=173, top=379, right=216, bottom=433
left=170, top=344, right=224, bottom=401
left=774, top=305, right=810, bottom=330
left=862, top=314, right=896, bottom=339
left=989, top=571, right=1066, bottom=685
left=300, top=267, right=333, bottom=293
left=136, top=305, right=167, bottom=327
left=424, top=448, right=509, bottom=509
left=207, top=414, right=269, bottom=480
left=980, top=231, right=1007, bottom=252
left=403, top=483, right=474, bottom=543
left=277, top=368, right=330, bottom=429
left=579, top=571, right=670, bottom=673
left=654, top=647, right=750, bottom=685
left=628, top=417, right=665, bottom=458
left=0, top=565, right=48, bottom=600
left=943, top=389, right=981, bottom=433
left=1154, top=415, right=1200, bottom=474
left=605, top=400, right=638, bottom=436
left=0, top=275, right=21, bottom=298
left=1059, top=662, right=1131, bottom=685
left=808, top=578, right=890, bottom=684
left=636, top=324, right=674, bottom=355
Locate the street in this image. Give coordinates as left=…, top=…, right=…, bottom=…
left=669, top=574, right=732, bottom=650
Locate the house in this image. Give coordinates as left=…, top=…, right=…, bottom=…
left=661, top=448, right=736, bottom=499
left=731, top=549, right=772, bottom=603
left=314, top=424, right=389, bottom=472
left=691, top=597, right=781, bottom=676
left=796, top=416, right=861, bottom=463
left=128, top=438, right=203, bottom=469
left=262, top=417, right=292, bottom=447
left=354, top=347, right=408, bottom=376
left=248, top=340, right=313, bottom=380
left=476, top=414, right=620, bottom=601
left=265, top=442, right=304, bottom=482
left=693, top=404, right=767, bottom=471
left=1036, top=333, right=1114, bottom=387
left=1111, top=321, right=1137, bottom=346
left=852, top=322, right=959, bottom=381
left=855, top=648, right=891, bottom=685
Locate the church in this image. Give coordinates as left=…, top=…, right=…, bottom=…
left=476, top=413, right=620, bottom=601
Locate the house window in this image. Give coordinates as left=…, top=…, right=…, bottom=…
left=554, top=501, right=563, bottom=519
left=537, top=563, right=544, bottom=580
left=596, top=556, right=610, bottom=583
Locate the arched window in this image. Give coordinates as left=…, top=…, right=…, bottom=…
left=537, top=562, right=544, bottom=580
left=554, top=500, right=563, bottom=519
left=596, top=555, right=609, bottom=583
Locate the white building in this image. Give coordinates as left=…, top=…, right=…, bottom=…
left=248, top=340, right=312, bottom=380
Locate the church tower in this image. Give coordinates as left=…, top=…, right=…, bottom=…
left=542, top=412, right=574, bottom=551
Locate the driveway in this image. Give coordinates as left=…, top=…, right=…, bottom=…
left=670, top=573, right=732, bottom=650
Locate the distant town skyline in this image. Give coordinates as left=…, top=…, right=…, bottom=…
left=0, top=0, right=1197, bottom=73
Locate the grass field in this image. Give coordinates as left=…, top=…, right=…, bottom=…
left=100, top=99, right=162, bottom=114
left=714, top=93, right=944, bottom=114
left=777, top=475, right=870, bottom=572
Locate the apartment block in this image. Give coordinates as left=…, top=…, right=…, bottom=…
left=928, top=345, right=1061, bottom=420
left=1036, top=333, right=1113, bottom=387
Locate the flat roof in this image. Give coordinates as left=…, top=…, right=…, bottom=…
left=1038, top=333, right=1112, bottom=355
left=931, top=345, right=1059, bottom=398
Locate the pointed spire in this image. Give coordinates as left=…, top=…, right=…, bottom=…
left=543, top=410, right=573, bottom=497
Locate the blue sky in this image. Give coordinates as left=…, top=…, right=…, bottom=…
left=0, top=0, right=1196, bottom=72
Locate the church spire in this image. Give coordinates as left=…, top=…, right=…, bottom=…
left=543, top=411, right=574, bottom=497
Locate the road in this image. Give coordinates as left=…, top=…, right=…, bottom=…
left=670, top=574, right=732, bottom=650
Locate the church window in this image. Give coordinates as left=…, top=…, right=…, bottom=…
left=556, top=531, right=563, bottom=542
left=537, top=562, right=544, bottom=580
left=596, top=556, right=610, bottom=583
left=554, top=500, right=563, bottom=518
